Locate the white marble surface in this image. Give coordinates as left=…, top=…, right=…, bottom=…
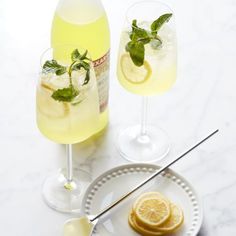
left=0, top=0, right=236, bottom=235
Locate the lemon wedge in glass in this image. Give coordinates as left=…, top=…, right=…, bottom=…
left=120, top=53, right=152, bottom=84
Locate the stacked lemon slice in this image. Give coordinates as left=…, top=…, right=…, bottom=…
left=128, top=192, right=184, bottom=235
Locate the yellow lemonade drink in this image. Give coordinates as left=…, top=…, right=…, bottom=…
left=51, top=0, right=110, bottom=136
left=36, top=49, right=100, bottom=144
left=117, top=23, right=177, bottom=96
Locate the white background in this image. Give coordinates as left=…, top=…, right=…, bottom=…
left=0, top=0, right=236, bottom=235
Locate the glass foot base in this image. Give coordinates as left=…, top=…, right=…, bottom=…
left=42, top=168, right=91, bottom=213
left=117, top=125, right=170, bottom=163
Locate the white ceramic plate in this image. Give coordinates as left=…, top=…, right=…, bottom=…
left=82, top=163, right=203, bottom=236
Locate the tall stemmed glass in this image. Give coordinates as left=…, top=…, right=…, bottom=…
left=117, top=1, right=177, bottom=162
left=36, top=45, right=100, bottom=213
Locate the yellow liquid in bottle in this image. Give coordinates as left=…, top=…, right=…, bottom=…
left=51, top=5, right=110, bottom=138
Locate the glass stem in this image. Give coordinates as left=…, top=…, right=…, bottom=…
left=141, top=96, right=148, bottom=136
left=66, top=144, right=73, bottom=183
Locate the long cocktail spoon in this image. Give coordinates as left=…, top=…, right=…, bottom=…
left=64, top=129, right=219, bottom=236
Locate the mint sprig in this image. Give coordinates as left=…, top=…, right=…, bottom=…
left=42, top=49, right=91, bottom=102
left=126, top=13, right=172, bottom=67
left=69, top=49, right=91, bottom=86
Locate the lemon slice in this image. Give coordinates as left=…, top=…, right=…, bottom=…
left=120, top=53, right=152, bottom=84
left=41, top=82, right=55, bottom=92
left=134, top=194, right=170, bottom=227
left=133, top=192, right=169, bottom=212
left=155, top=203, right=184, bottom=233
left=129, top=211, right=164, bottom=236
left=37, top=82, right=69, bottom=119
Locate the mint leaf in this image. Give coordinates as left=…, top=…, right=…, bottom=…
left=51, top=86, right=79, bottom=102
left=131, top=20, right=148, bottom=39
left=83, top=70, right=90, bottom=85
left=81, top=61, right=90, bottom=70
left=71, top=49, right=81, bottom=62
left=72, top=61, right=91, bottom=85
left=80, top=50, right=89, bottom=60
left=43, top=60, right=67, bottom=76
left=130, top=20, right=151, bottom=45
left=132, top=20, right=138, bottom=31
left=71, top=49, right=90, bottom=62
left=70, top=49, right=91, bottom=85
left=126, top=41, right=134, bottom=52
left=126, top=41, right=144, bottom=67
left=72, top=61, right=90, bottom=72
left=72, top=63, right=83, bottom=71
left=151, top=13, right=172, bottom=35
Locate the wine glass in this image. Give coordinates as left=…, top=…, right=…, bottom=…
left=36, top=45, right=100, bottom=213
left=117, top=1, right=177, bottom=162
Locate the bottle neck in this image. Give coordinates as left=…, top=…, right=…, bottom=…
left=56, top=0, right=105, bottom=24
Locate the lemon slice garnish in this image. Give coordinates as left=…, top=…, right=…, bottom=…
left=133, top=192, right=169, bottom=212
left=37, top=82, right=69, bottom=119
left=129, top=211, right=164, bottom=236
left=120, top=53, right=152, bottom=84
left=129, top=192, right=184, bottom=235
left=134, top=195, right=171, bottom=227
left=156, top=203, right=184, bottom=233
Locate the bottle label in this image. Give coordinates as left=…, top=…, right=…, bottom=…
left=93, top=51, right=110, bottom=113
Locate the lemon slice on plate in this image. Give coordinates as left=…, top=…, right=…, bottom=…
left=155, top=203, right=184, bottom=233
left=133, top=192, right=169, bottom=211
left=120, top=53, right=152, bottom=84
left=134, top=194, right=171, bottom=227
left=129, top=211, right=164, bottom=236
